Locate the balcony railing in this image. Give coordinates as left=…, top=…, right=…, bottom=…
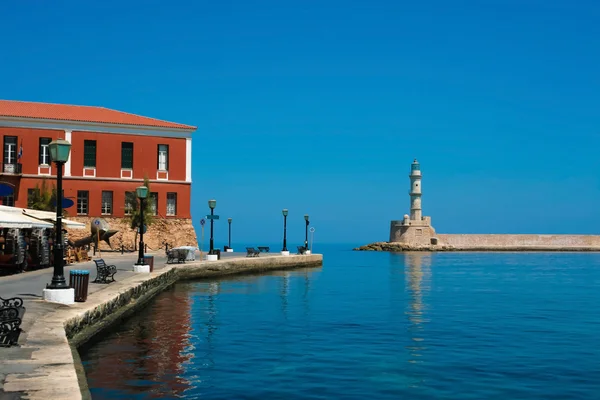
left=1, top=163, right=23, bottom=175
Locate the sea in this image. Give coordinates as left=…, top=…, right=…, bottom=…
left=79, top=244, right=600, bottom=399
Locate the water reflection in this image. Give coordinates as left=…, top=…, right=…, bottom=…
left=404, top=252, right=432, bottom=364
left=280, top=272, right=290, bottom=319
left=81, top=286, right=193, bottom=399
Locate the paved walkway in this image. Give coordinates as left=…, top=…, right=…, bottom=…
left=0, top=249, right=282, bottom=300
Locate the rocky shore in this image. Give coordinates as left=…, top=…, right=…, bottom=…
left=353, top=242, right=451, bottom=252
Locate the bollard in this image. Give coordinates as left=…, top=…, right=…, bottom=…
left=121, top=245, right=124, bottom=255
left=145, top=243, right=147, bottom=253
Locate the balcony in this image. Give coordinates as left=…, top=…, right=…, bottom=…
left=1, top=163, right=23, bottom=175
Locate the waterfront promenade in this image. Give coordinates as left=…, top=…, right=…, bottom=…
left=0, top=250, right=323, bottom=400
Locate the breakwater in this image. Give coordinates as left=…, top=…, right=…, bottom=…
left=355, top=234, right=600, bottom=252
left=0, top=254, right=323, bottom=400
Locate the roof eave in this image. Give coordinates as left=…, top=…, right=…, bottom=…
left=0, top=115, right=197, bottom=138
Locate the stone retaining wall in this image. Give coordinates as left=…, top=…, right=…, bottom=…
left=67, top=217, right=198, bottom=251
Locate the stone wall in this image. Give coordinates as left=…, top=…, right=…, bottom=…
left=437, top=234, right=600, bottom=249
left=66, top=217, right=198, bottom=252
left=389, top=219, right=437, bottom=245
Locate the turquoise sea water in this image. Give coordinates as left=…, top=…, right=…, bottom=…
left=80, top=245, right=600, bottom=399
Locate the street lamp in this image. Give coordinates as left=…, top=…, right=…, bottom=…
left=282, top=209, right=288, bottom=253
left=228, top=217, right=232, bottom=249
left=46, top=139, right=71, bottom=291
left=208, top=199, right=216, bottom=254
left=135, top=185, right=148, bottom=266
left=304, top=214, right=310, bottom=250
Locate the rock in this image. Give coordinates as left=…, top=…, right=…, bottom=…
left=67, top=217, right=198, bottom=252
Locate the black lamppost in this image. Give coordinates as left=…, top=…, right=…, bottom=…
left=46, top=138, right=71, bottom=290
left=282, top=209, right=288, bottom=252
left=228, top=217, right=232, bottom=249
left=304, top=214, right=310, bottom=250
left=208, top=199, right=216, bottom=254
left=135, top=185, right=148, bottom=266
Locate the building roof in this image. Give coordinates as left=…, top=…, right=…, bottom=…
left=0, top=100, right=196, bottom=130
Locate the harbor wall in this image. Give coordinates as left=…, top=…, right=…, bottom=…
left=436, top=234, right=600, bottom=249
left=1, top=254, right=323, bottom=400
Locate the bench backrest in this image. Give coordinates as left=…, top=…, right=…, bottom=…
left=94, top=259, right=106, bottom=267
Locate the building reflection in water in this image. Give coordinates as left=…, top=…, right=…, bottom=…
left=82, top=285, right=193, bottom=399
left=404, top=252, right=432, bottom=364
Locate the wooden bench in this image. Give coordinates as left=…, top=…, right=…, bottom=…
left=0, top=297, right=25, bottom=347
left=167, top=249, right=187, bottom=264
left=93, top=259, right=117, bottom=284
left=246, top=247, right=260, bottom=257
left=257, top=246, right=270, bottom=253
left=297, top=246, right=307, bottom=255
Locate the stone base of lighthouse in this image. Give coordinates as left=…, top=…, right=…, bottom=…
left=390, top=216, right=437, bottom=246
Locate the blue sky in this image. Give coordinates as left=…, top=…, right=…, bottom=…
left=1, top=1, right=600, bottom=245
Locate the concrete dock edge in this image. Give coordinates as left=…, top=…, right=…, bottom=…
left=0, top=253, right=323, bottom=400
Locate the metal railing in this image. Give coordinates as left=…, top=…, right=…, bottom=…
left=1, top=163, right=22, bottom=174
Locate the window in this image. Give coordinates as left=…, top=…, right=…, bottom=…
left=166, top=192, right=177, bottom=216
left=84, top=140, right=97, bottom=168
left=124, top=191, right=136, bottom=215
left=2, top=194, right=14, bottom=207
left=39, top=138, right=51, bottom=165
left=121, top=142, right=134, bottom=169
left=101, top=191, right=113, bottom=215
left=4, top=136, right=17, bottom=165
left=27, top=188, right=36, bottom=208
left=158, top=144, right=169, bottom=171
left=77, top=191, right=89, bottom=215
left=149, top=192, right=158, bottom=216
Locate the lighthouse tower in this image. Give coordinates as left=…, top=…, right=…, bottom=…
left=409, top=159, right=422, bottom=221
left=389, top=159, right=436, bottom=245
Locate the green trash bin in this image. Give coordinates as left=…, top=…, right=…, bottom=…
left=69, top=270, right=90, bottom=302
left=143, top=254, right=154, bottom=272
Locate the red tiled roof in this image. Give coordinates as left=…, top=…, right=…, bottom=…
left=0, top=100, right=196, bottom=130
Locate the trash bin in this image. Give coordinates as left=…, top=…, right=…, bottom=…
left=143, top=254, right=154, bottom=272
left=69, top=270, right=90, bottom=302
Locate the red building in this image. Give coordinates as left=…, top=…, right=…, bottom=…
left=0, top=100, right=196, bottom=219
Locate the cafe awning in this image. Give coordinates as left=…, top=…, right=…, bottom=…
left=0, top=206, right=54, bottom=229
left=21, top=208, right=86, bottom=229
left=0, top=206, right=86, bottom=229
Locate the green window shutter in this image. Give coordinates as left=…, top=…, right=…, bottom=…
left=121, top=142, right=134, bottom=169
left=84, top=140, right=97, bottom=168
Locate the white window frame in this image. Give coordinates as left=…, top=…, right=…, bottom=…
left=166, top=193, right=177, bottom=216
left=77, top=191, right=89, bottom=215
left=40, top=140, right=50, bottom=165
left=101, top=191, right=113, bottom=215
left=158, top=145, right=168, bottom=171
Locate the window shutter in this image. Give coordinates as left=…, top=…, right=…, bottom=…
left=166, top=145, right=169, bottom=171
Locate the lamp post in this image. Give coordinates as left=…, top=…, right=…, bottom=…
left=228, top=218, right=232, bottom=249
left=208, top=199, right=216, bottom=254
left=46, top=139, right=71, bottom=291
left=282, top=209, right=288, bottom=253
left=135, top=185, right=148, bottom=266
left=304, top=214, right=309, bottom=250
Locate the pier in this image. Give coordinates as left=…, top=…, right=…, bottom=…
left=0, top=251, right=323, bottom=399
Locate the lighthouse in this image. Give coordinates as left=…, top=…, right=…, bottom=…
left=389, top=159, right=436, bottom=245
left=409, top=159, right=422, bottom=221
